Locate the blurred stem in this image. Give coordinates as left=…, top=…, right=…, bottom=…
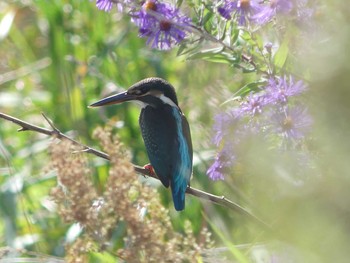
left=189, top=25, right=269, bottom=74
left=0, top=112, right=271, bottom=231
left=0, top=58, right=52, bottom=85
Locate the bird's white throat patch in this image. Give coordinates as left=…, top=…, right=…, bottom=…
left=136, top=91, right=179, bottom=109
left=158, top=94, right=178, bottom=108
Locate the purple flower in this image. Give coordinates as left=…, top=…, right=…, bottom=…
left=207, top=75, right=311, bottom=181
left=96, top=0, right=114, bottom=12
left=218, top=0, right=236, bottom=20
left=208, top=110, right=241, bottom=180
left=273, top=0, right=293, bottom=13
left=96, top=0, right=134, bottom=12
left=264, top=42, right=274, bottom=53
left=131, top=0, right=191, bottom=50
left=294, top=0, right=315, bottom=27
left=207, top=145, right=236, bottom=180
left=266, top=76, right=307, bottom=105
left=212, top=110, right=239, bottom=145
left=218, top=0, right=264, bottom=26
left=252, top=0, right=293, bottom=25
left=271, top=106, right=312, bottom=140
left=207, top=158, right=226, bottom=181
left=239, top=93, right=268, bottom=117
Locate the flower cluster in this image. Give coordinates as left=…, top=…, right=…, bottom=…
left=50, top=140, right=98, bottom=225
left=207, top=75, right=312, bottom=180
left=96, top=0, right=114, bottom=12
left=217, top=0, right=264, bottom=26
left=94, top=0, right=317, bottom=50
left=95, top=0, right=191, bottom=50
left=131, top=0, right=192, bottom=50
left=50, top=127, right=212, bottom=262
left=251, top=0, right=293, bottom=25
left=217, top=0, right=315, bottom=26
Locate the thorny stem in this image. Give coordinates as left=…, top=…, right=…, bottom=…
left=0, top=112, right=271, bottom=231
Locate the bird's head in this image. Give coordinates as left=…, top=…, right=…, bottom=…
left=89, top=77, right=179, bottom=109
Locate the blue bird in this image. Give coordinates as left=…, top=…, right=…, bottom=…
left=90, top=78, right=193, bottom=211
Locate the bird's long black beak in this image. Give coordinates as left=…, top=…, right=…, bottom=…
left=89, top=91, right=136, bottom=108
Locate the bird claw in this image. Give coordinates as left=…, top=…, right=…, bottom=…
left=143, top=164, right=155, bottom=176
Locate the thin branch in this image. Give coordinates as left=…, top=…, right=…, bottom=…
left=186, top=187, right=269, bottom=229
left=0, top=57, right=51, bottom=85
left=0, top=112, right=271, bottom=231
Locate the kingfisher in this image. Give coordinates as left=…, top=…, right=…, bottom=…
left=90, top=77, right=193, bottom=211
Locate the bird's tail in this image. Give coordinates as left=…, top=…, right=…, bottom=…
left=170, top=178, right=187, bottom=211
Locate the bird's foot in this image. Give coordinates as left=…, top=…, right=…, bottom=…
left=143, top=163, right=155, bottom=176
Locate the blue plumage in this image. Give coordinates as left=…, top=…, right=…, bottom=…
left=90, top=78, right=193, bottom=211
left=169, top=107, right=192, bottom=210
left=140, top=104, right=192, bottom=210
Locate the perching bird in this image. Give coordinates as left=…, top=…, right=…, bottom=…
left=90, top=77, right=193, bottom=211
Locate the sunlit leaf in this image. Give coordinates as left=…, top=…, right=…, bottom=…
left=0, top=9, right=15, bottom=40
left=89, top=252, right=117, bottom=263
left=187, top=47, right=238, bottom=64
left=234, top=80, right=266, bottom=97
left=273, top=39, right=289, bottom=70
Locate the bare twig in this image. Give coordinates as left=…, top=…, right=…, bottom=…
left=0, top=112, right=271, bottom=231
left=0, top=112, right=109, bottom=160
left=0, top=57, right=51, bottom=85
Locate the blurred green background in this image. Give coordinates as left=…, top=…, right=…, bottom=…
left=1, top=0, right=350, bottom=262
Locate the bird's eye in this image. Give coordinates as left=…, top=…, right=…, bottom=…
left=131, top=88, right=150, bottom=96
left=128, top=89, right=142, bottom=95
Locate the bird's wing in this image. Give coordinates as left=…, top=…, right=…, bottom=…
left=169, top=108, right=193, bottom=210
left=181, top=113, right=193, bottom=180
left=140, top=105, right=193, bottom=210
left=139, top=105, right=177, bottom=188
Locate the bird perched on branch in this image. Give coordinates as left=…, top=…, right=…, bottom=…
left=90, top=77, right=193, bottom=211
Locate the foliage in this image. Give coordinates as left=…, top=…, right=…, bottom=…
left=1, top=0, right=350, bottom=262
left=50, top=127, right=211, bottom=262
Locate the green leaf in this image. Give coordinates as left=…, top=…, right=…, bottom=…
left=176, top=0, right=184, bottom=8
left=89, top=251, right=117, bottom=263
left=236, top=80, right=266, bottom=97
left=230, top=27, right=240, bottom=45
left=273, top=39, right=289, bottom=70
left=206, top=216, right=250, bottom=263
left=187, top=47, right=238, bottom=64
left=221, top=80, right=266, bottom=106
left=202, top=10, right=214, bottom=26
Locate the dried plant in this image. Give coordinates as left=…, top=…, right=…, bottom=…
left=50, top=127, right=212, bottom=262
